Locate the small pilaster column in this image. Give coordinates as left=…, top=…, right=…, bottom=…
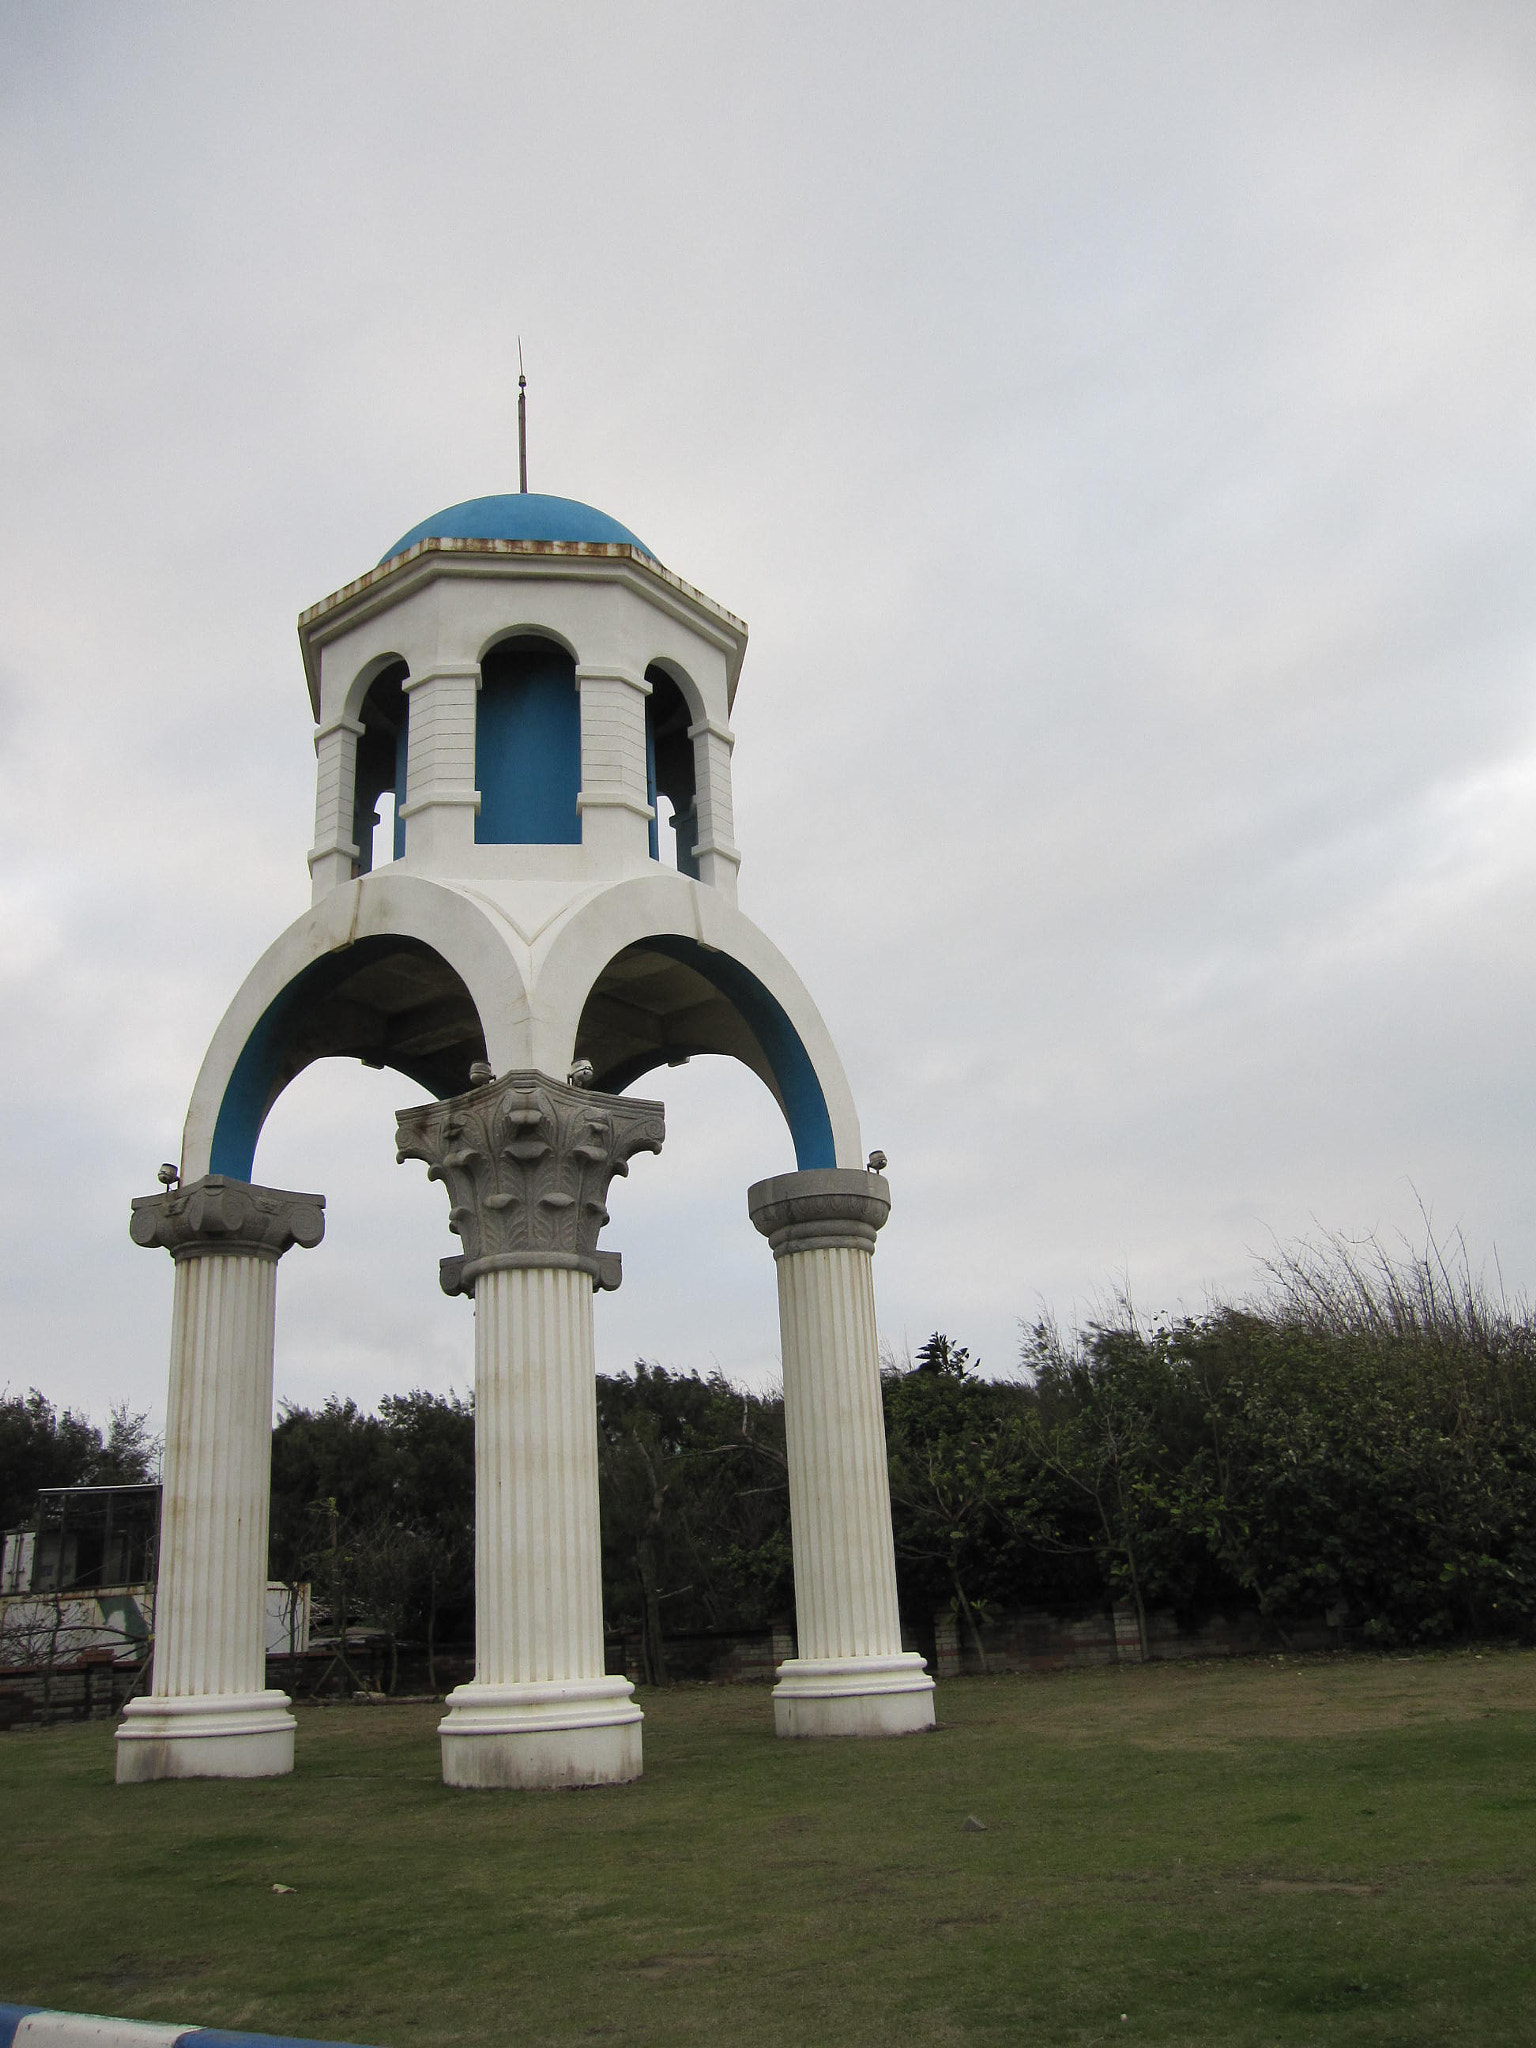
left=399, top=662, right=481, bottom=867
left=397, top=1070, right=664, bottom=1788
left=688, top=716, right=741, bottom=904
left=307, top=713, right=365, bottom=899
left=748, top=1168, right=935, bottom=1738
left=116, top=1177, right=325, bottom=1784
left=577, top=665, right=654, bottom=869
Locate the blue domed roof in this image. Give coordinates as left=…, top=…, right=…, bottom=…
left=381, top=492, right=653, bottom=565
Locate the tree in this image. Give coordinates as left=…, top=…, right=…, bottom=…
left=268, top=1392, right=476, bottom=1686
left=1019, top=1311, right=1231, bottom=1659
left=595, top=1364, right=794, bottom=1680
left=0, top=1390, right=104, bottom=1533
left=376, top=1390, right=475, bottom=1672
left=884, top=1336, right=1047, bottom=1668
left=94, top=1404, right=161, bottom=1486
left=915, top=1333, right=975, bottom=1378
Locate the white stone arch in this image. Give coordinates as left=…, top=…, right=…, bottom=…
left=474, top=619, right=580, bottom=665
left=182, top=873, right=533, bottom=1180
left=641, top=650, right=707, bottom=728
left=531, top=871, right=863, bottom=1170
left=342, top=647, right=414, bottom=727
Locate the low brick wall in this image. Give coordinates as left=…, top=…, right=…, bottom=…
left=603, top=1624, right=796, bottom=1683
left=931, top=1601, right=1336, bottom=1678
left=0, top=1652, right=146, bottom=1726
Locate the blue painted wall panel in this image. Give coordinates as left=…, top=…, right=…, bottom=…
left=475, top=646, right=581, bottom=846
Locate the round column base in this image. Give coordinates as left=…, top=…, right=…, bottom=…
left=439, top=1676, right=643, bottom=1789
left=115, top=1691, right=296, bottom=1782
left=773, top=1654, right=936, bottom=1739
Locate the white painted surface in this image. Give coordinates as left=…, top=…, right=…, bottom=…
left=772, top=1656, right=938, bottom=1739
left=438, top=1264, right=642, bottom=1787
left=14, top=2014, right=190, bottom=2046
left=154, top=1252, right=276, bottom=1696
left=399, top=662, right=480, bottom=868
left=151, top=518, right=915, bottom=1782
left=772, top=1241, right=935, bottom=1737
left=302, top=551, right=743, bottom=894
left=576, top=665, right=653, bottom=869
left=0, top=1582, right=304, bottom=1665
left=1, top=1527, right=35, bottom=1593
left=115, top=1250, right=295, bottom=1782
left=472, top=1266, right=606, bottom=1686
left=307, top=713, right=364, bottom=900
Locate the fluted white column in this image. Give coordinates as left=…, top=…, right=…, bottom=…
left=749, top=1169, right=935, bottom=1738
left=117, top=1178, right=324, bottom=1783
left=398, top=1069, right=664, bottom=1788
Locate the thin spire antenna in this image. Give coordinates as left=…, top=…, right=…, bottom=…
left=517, top=338, right=528, bottom=494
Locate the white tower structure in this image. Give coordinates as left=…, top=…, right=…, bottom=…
left=118, top=487, right=935, bottom=1789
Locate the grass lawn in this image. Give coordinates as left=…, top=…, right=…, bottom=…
left=2, top=1651, right=1534, bottom=2047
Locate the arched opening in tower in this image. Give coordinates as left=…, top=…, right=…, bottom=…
left=476, top=634, right=581, bottom=845
left=353, top=661, right=409, bottom=873
left=644, top=664, right=698, bottom=876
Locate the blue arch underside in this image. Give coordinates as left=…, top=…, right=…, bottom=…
left=209, top=940, right=476, bottom=1180
left=211, top=937, right=836, bottom=1181
left=643, top=937, right=836, bottom=1171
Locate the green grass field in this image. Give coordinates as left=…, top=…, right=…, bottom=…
left=2, top=1652, right=1534, bottom=2047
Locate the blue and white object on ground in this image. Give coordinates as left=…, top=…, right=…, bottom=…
left=0, top=2007, right=376, bottom=2048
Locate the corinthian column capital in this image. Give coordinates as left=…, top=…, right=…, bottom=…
left=396, top=1070, right=665, bottom=1292
left=129, top=1176, right=326, bottom=1262
left=747, top=1167, right=891, bottom=1258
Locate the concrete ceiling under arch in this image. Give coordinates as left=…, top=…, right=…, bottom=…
left=575, top=942, right=780, bottom=1106
left=262, top=935, right=488, bottom=1110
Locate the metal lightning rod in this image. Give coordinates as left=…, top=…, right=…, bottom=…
left=517, top=338, right=528, bottom=493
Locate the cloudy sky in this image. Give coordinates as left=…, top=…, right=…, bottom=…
left=4, top=4, right=1535, bottom=1427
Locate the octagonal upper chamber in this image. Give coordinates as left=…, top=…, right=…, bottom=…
left=300, top=494, right=747, bottom=904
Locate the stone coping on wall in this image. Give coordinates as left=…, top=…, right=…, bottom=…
left=0, top=2006, right=376, bottom=2048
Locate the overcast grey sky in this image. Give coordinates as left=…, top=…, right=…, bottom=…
left=4, top=3, right=1535, bottom=1424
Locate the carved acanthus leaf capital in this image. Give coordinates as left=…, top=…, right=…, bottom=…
left=130, top=1177, right=326, bottom=1263
left=396, top=1070, right=665, bottom=1290
left=747, top=1168, right=890, bottom=1259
